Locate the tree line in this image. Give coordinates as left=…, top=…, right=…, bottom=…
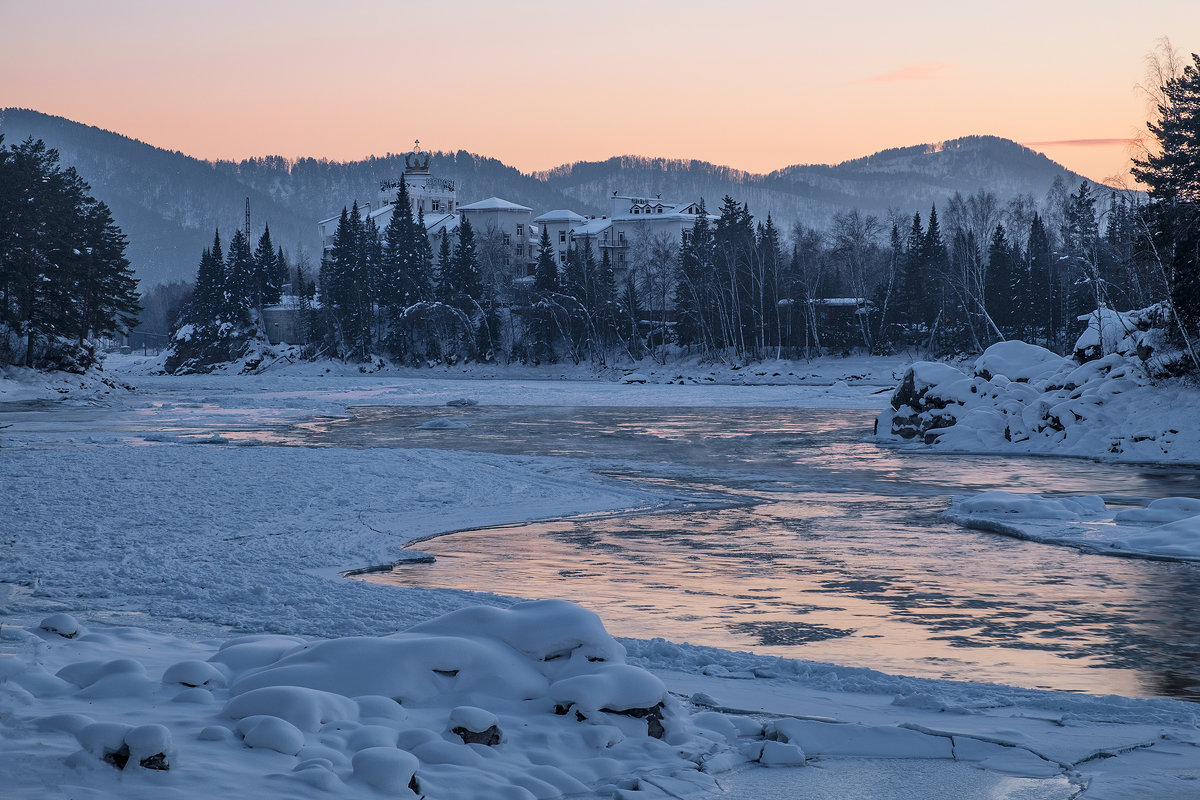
left=168, top=46, right=1200, bottom=370
left=0, top=136, right=139, bottom=370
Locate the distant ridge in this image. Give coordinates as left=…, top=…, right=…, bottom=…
left=1, top=109, right=1108, bottom=288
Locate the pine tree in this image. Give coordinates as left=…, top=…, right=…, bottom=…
left=273, top=246, right=289, bottom=301
left=223, top=228, right=255, bottom=320
left=0, top=138, right=140, bottom=367
left=921, top=205, right=948, bottom=338
left=252, top=224, right=280, bottom=308
left=447, top=216, right=482, bottom=311
left=321, top=203, right=373, bottom=359
left=435, top=229, right=454, bottom=302
left=75, top=200, right=139, bottom=346
left=533, top=225, right=558, bottom=293
left=674, top=202, right=713, bottom=349
left=984, top=225, right=1013, bottom=333
left=412, top=208, right=434, bottom=302
left=1027, top=213, right=1054, bottom=343
left=900, top=212, right=924, bottom=340
left=189, top=230, right=225, bottom=324
left=1131, top=52, right=1200, bottom=340
left=382, top=182, right=415, bottom=306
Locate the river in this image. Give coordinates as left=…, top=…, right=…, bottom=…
left=309, top=404, right=1200, bottom=700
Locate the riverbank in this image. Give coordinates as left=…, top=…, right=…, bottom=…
left=2, top=369, right=1198, bottom=798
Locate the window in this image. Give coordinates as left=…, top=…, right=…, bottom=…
left=516, top=224, right=523, bottom=237
left=559, top=231, right=566, bottom=243
left=431, top=199, right=441, bottom=212
left=503, top=234, right=512, bottom=246
left=632, top=207, right=640, bottom=214
left=618, top=252, right=626, bottom=266
left=682, top=231, right=692, bottom=244
left=618, top=231, right=626, bottom=244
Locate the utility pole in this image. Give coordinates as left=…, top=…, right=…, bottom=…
left=244, top=197, right=251, bottom=242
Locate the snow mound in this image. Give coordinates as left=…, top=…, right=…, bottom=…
left=878, top=308, right=1200, bottom=462
left=973, top=341, right=1070, bottom=383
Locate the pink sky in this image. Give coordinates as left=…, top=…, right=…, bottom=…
left=4, top=1, right=1198, bottom=185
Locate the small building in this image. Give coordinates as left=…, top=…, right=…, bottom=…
left=458, top=197, right=536, bottom=279
left=533, top=209, right=588, bottom=267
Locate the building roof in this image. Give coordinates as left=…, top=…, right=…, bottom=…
left=457, top=197, right=532, bottom=212
left=533, top=209, right=588, bottom=223
left=570, top=218, right=613, bottom=237
left=424, top=213, right=460, bottom=237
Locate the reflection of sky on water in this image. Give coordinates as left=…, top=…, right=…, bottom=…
left=340, top=406, right=1200, bottom=701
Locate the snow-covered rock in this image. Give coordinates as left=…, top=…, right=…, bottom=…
left=878, top=309, right=1200, bottom=462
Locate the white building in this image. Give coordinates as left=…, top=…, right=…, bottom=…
left=532, top=209, right=588, bottom=268
left=457, top=197, right=536, bottom=278
left=318, top=148, right=458, bottom=253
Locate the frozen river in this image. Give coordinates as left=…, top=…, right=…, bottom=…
left=311, top=405, right=1200, bottom=701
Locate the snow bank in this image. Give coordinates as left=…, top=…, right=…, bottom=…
left=878, top=312, right=1200, bottom=463
left=0, top=603, right=755, bottom=798
left=946, top=491, right=1200, bottom=562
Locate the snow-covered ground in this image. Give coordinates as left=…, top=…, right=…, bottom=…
left=2, top=355, right=1199, bottom=799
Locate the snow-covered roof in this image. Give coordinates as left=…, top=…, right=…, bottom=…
left=570, top=218, right=613, bottom=237
left=458, top=197, right=532, bottom=212
left=534, top=209, right=588, bottom=223
left=425, top=213, right=460, bottom=236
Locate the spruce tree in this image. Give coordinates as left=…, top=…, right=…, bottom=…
left=984, top=225, right=1013, bottom=333
left=533, top=226, right=558, bottom=293
left=448, top=216, right=482, bottom=311
left=223, top=228, right=255, bottom=320
left=1131, top=52, right=1200, bottom=339
left=674, top=203, right=713, bottom=349
left=76, top=200, right=139, bottom=346
left=901, top=212, right=924, bottom=341
left=435, top=229, right=454, bottom=302
left=189, top=235, right=221, bottom=324
left=382, top=183, right=415, bottom=306
left=412, top=208, right=434, bottom=302
left=921, top=205, right=948, bottom=335
left=252, top=225, right=280, bottom=308
left=1027, top=213, right=1054, bottom=343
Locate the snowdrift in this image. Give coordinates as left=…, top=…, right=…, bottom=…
left=0, top=601, right=749, bottom=799
left=878, top=306, right=1200, bottom=463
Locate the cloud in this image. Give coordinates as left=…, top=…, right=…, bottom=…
left=861, top=62, right=957, bottom=83
left=1023, top=138, right=1143, bottom=147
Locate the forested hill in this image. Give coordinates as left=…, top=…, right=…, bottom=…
left=540, top=137, right=1105, bottom=229
left=1, top=109, right=1107, bottom=289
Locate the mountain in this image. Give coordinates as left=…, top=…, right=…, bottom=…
left=538, top=137, right=1101, bottom=229
left=1, top=109, right=1108, bottom=289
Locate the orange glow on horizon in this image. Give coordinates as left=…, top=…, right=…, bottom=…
left=2, top=1, right=1196, bottom=186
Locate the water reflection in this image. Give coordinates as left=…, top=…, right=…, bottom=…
left=324, top=406, right=1200, bottom=700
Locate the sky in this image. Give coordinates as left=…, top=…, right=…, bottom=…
left=3, top=0, right=1199, bottom=185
